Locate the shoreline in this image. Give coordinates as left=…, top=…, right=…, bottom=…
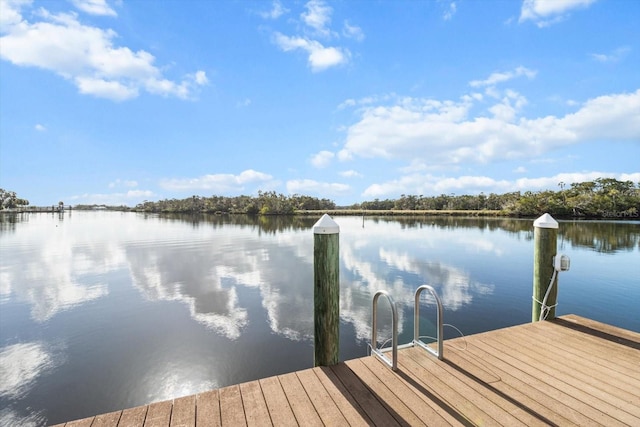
left=3, top=208, right=638, bottom=220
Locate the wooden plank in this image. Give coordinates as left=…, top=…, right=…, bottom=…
left=118, top=405, right=148, bottom=427
left=312, top=366, right=373, bottom=426
left=295, top=368, right=348, bottom=426
left=92, top=410, right=122, bottom=427
left=405, top=347, right=550, bottom=427
left=143, top=400, right=172, bottom=427
left=488, top=327, right=640, bottom=423
left=329, top=362, right=402, bottom=426
left=238, top=380, right=271, bottom=427
left=471, top=331, right=628, bottom=426
left=196, top=390, right=221, bottom=427
left=277, top=372, right=323, bottom=427
left=543, top=321, right=640, bottom=369
left=259, top=376, right=297, bottom=426
left=356, top=356, right=458, bottom=426
left=465, top=335, right=622, bottom=426
left=401, top=347, right=525, bottom=426
left=346, top=358, right=427, bottom=426
left=64, top=417, right=94, bottom=427
left=533, top=319, right=640, bottom=364
left=560, top=314, right=640, bottom=343
left=170, top=395, right=195, bottom=427
left=524, top=321, right=640, bottom=376
left=506, top=325, right=640, bottom=397
left=219, top=385, right=247, bottom=427
left=443, top=344, right=582, bottom=426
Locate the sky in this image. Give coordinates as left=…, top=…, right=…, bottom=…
left=1, top=0, right=639, bottom=207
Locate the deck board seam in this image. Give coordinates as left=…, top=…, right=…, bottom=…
left=471, top=330, right=630, bottom=426
left=401, top=347, right=511, bottom=426
left=444, top=345, right=577, bottom=426
left=348, top=357, right=427, bottom=426
left=502, top=327, right=640, bottom=395
left=360, top=355, right=456, bottom=426
left=329, top=363, right=401, bottom=426
left=486, top=328, right=640, bottom=420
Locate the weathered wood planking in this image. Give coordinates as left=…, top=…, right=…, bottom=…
left=51, top=315, right=640, bottom=426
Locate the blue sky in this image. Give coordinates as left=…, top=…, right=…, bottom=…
left=1, top=0, right=639, bottom=207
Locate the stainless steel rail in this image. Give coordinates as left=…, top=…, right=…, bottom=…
left=413, top=284, right=444, bottom=360
left=371, top=290, right=398, bottom=371
left=370, top=285, right=444, bottom=371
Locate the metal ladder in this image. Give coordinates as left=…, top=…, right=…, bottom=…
left=370, top=285, right=444, bottom=371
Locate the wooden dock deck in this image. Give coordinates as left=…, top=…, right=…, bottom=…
left=53, top=314, right=640, bottom=426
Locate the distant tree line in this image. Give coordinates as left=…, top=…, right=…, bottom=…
left=0, top=188, right=29, bottom=210
left=5, top=178, right=638, bottom=219
left=349, top=178, right=639, bottom=218
left=133, top=191, right=336, bottom=214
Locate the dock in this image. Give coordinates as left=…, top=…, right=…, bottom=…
left=53, top=314, right=640, bottom=426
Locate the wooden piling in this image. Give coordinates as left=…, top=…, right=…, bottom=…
left=313, top=214, right=340, bottom=366
left=532, top=213, right=558, bottom=321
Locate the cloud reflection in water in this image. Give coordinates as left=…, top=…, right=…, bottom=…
left=0, top=216, right=121, bottom=321
left=125, top=228, right=315, bottom=341
left=0, top=341, right=62, bottom=426
left=338, top=218, right=495, bottom=341
left=1, top=214, right=496, bottom=347
left=0, top=342, right=56, bottom=399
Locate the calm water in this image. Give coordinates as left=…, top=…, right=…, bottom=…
left=1, top=212, right=638, bottom=425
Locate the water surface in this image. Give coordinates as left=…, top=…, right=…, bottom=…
left=1, top=212, right=638, bottom=425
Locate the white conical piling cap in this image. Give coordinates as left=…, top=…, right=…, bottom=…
left=533, top=213, right=558, bottom=229
left=313, top=214, right=340, bottom=234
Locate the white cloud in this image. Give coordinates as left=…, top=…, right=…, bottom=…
left=301, top=0, right=332, bottom=37
left=273, top=32, right=349, bottom=72
left=71, top=0, right=116, bottom=17
left=108, top=179, right=138, bottom=188
left=519, top=0, right=597, bottom=27
left=271, top=0, right=357, bottom=71
left=590, top=46, right=631, bottom=63
left=513, top=166, right=527, bottom=173
left=442, top=2, right=457, bottom=21
left=469, top=66, right=537, bottom=88
left=337, top=98, right=356, bottom=110
left=340, top=88, right=640, bottom=166
left=0, top=0, right=28, bottom=28
left=192, top=70, right=208, bottom=85
left=236, top=98, right=252, bottom=108
left=69, top=190, right=154, bottom=206
left=126, top=190, right=152, bottom=198
left=0, top=2, right=207, bottom=101
left=286, top=179, right=350, bottom=196
left=362, top=171, right=640, bottom=199
left=310, top=150, right=334, bottom=168
left=514, top=172, right=640, bottom=191
left=337, top=148, right=352, bottom=161
left=340, top=170, right=363, bottom=178
left=557, top=90, right=640, bottom=140
left=259, top=0, right=288, bottom=20
left=337, top=94, right=394, bottom=110
left=343, top=20, right=364, bottom=41
left=75, top=76, right=138, bottom=101
left=160, top=169, right=274, bottom=192
left=34, top=123, right=46, bottom=131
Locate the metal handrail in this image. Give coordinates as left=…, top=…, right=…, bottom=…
left=371, top=290, right=398, bottom=371
left=413, top=284, right=444, bottom=360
